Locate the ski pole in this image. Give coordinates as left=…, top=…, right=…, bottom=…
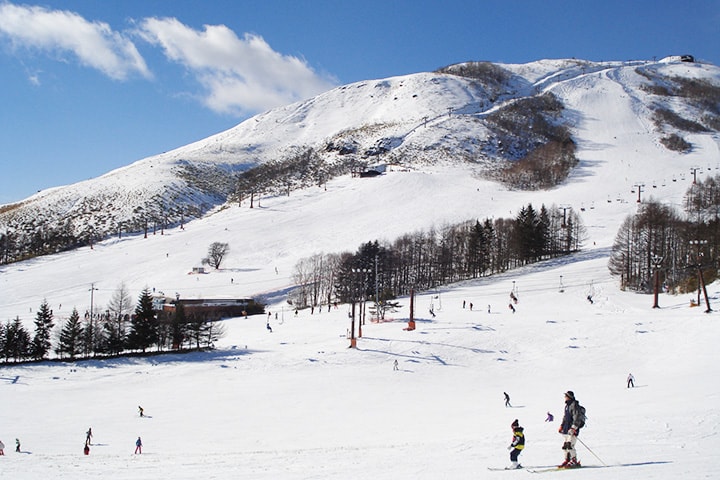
left=576, top=437, right=607, bottom=466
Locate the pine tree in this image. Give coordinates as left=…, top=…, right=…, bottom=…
left=31, top=299, right=54, bottom=360
left=5, top=317, right=31, bottom=362
left=127, top=287, right=158, bottom=352
left=57, top=308, right=84, bottom=359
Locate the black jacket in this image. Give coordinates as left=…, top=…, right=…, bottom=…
left=560, top=399, right=582, bottom=435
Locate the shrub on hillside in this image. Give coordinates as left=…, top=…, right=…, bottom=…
left=660, top=133, right=692, bottom=152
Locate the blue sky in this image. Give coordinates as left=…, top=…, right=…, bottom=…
left=1, top=0, right=718, bottom=204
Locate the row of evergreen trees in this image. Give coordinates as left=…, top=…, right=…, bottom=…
left=0, top=289, right=225, bottom=364
left=291, top=203, right=585, bottom=308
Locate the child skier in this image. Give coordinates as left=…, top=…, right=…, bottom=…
left=508, top=419, right=525, bottom=469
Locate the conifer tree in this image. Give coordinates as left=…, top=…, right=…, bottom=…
left=127, top=287, right=158, bottom=352
left=5, top=317, right=31, bottom=362
left=31, top=299, right=54, bottom=360
left=57, top=308, right=84, bottom=359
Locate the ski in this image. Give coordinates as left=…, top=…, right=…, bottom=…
left=488, top=466, right=524, bottom=471
left=527, top=466, right=582, bottom=473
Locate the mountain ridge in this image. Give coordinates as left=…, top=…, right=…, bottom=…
left=1, top=57, right=718, bottom=262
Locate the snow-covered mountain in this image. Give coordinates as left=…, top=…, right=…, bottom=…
left=2, top=57, right=720, bottom=479
left=2, top=57, right=719, bottom=259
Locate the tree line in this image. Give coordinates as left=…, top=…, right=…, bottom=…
left=0, top=287, right=225, bottom=364
left=290, top=203, right=586, bottom=309
left=609, top=175, right=720, bottom=292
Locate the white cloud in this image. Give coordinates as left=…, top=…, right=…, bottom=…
left=137, top=17, right=337, bottom=115
left=0, top=3, right=150, bottom=80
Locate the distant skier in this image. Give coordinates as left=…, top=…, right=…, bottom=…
left=558, top=391, right=584, bottom=468
left=138, top=405, right=144, bottom=417
left=85, top=427, right=93, bottom=446
left=393, top=359, right=399, bottom=371
left=507, top=419, right=525, bottom=469
left=508, top=303, right=516, bottom=313
left=266, top=321, right=272, bottom=333
left=134, top=436, right=142, bottom=454
left=504, top=392, right=511, bottom=407
left=627, top=373, right=635, bottom=388
left=15, top=438, right=20, bottom=453
left=0, top=439, right=5, bottom=455
left=545, top=411, right=554, bottom=422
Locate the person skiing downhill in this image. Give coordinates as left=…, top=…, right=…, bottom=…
left=627, top=373, right=635, bottom=388
left=558, top=391, right=583, bottom=468
left=134, top=436, right=142, bottom=454
left=508, top=419, right=525, bottom=469
left=504, top=392, right=511, bottom=407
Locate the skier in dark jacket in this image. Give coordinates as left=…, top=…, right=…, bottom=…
left=558, top=391, right=583, bottom=468
left=508, top=419, right=525, bottom=469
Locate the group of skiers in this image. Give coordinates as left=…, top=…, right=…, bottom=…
left=75, top=408, right=148, bottom=456
left=505, top=390, right=586, bottom=470
left=0, top=438, right=21, bottom=455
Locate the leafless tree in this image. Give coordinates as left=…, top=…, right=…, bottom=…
left=203, top=242, right=230, bottom=269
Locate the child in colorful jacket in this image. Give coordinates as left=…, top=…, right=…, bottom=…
left=508, top=419, right=525, bottom=469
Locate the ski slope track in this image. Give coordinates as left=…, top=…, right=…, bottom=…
left=1, top=57, right=719, bottom=479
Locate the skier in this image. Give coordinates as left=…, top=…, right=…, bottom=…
left=393, top=359, right=399, bottom=371
left=558, top=391, right=583, bottom=468
left=507, top=419, right=525, bottom=469
left=0, top=439, right=5, bottom=455
left=545, top=411, right=554, bottom=422
left=138, top=405, right=144, bottom=417
left=627, top=373, right=635, bottom=388
left=266, top=321, right=272, bottom=333
left=134, top=436, right=142, bottom=454
left=15, top=438, right=20, bottom=453
left=504, top=392, right=511, bottom=407
left=85, top=427, right=93, bottom=446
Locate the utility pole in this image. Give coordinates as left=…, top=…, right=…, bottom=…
left=689, top=240, right=712, bottom=313
left=690, top=166, right=701, bottom=184
left=374, top=255, right=379, bottom=321
left=559, top=204, right=571, bottom=228
left=89, top=283, right=98, bottom=318
left=632, top=183, right=645, bottom=203
left=651, top=254, right=663, bottom=308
